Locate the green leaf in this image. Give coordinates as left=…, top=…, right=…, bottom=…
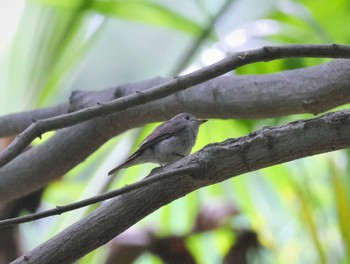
left=294, top=181, right=327, bottom=264
left=30, top=0, right=86, bottom=10
left=91, top=1, right=203, bottom=36
left=329, top=159, right=350, bottom=263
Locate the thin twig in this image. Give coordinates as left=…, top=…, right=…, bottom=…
left=1, top=44, right=350, bottom=168
left=0, top=167, right=192, bottom=228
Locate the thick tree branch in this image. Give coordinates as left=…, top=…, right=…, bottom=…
left=1, top=44, right=350, bottom=168
left=1, top=59, right=350, bottom=202
left=0, top=103, right=69, bottom=137
left=11, top=109, right=350, bottom=263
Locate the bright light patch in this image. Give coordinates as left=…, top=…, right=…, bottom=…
left=201, top=48, right=225, bottom=66
left=0, top=0, right=25, bottom=55
left=224, top=29, right=247, bottom=48
left=252, top=20, right=280, bottom=36
left=84, top=14, right=105, bottom=41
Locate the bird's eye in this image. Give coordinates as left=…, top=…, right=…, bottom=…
left=184, top=115, right=190, bottom=120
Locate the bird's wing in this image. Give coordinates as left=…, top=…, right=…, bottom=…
left=138, top=121, right=185, bottom=150
left=108, top=123, right=181, bottom=175
left=108, top=121, right=186, bottom=176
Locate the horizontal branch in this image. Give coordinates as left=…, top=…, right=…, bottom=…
left=11, top=109, right=350, bottom=263
left=2, top=59, right=350, bottom=202
left=1, top=44, right=350, bottom=168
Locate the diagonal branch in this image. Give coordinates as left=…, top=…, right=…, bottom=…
left=0, top=168, right=191, bottom=228
left=2, top=59, right=350, bottom=202
left=1, top=44, right=350, bottom=168
left=10, top=108, right=350, bottom=263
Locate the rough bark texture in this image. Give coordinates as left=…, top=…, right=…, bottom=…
left=0, top=104, right=69, bottom=137
left=11, top=109, right=350, bottom=263
left=1, top=59, right=350, bottom=201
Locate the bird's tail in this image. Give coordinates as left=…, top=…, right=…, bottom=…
left=107, top=151, right=143, bottom=176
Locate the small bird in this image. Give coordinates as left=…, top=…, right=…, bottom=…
left=108, top=113, right=207, bottom=175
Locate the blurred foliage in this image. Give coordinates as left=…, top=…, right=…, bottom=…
left=1, top=0, right=350, bottom=263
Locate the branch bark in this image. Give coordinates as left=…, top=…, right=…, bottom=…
left=11, top=109, right=350, bottom=263
left=1, top=44, right=350, bottom=169
left=1, top=59, right=350, bottom=202
left=0, top=168, right=190, bottom=227
left=0, top=103, right=69, bottom=137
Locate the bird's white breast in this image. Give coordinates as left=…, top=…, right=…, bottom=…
left=146, top=127, right=197, bottom=165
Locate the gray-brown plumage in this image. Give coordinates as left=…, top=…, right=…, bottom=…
left=108, top=113, right=207, bottom=175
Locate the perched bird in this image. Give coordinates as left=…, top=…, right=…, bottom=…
left=108, top=113, right=207, bottom=175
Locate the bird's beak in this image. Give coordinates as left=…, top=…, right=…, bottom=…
left=197, top=119, right=208, bottom=125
